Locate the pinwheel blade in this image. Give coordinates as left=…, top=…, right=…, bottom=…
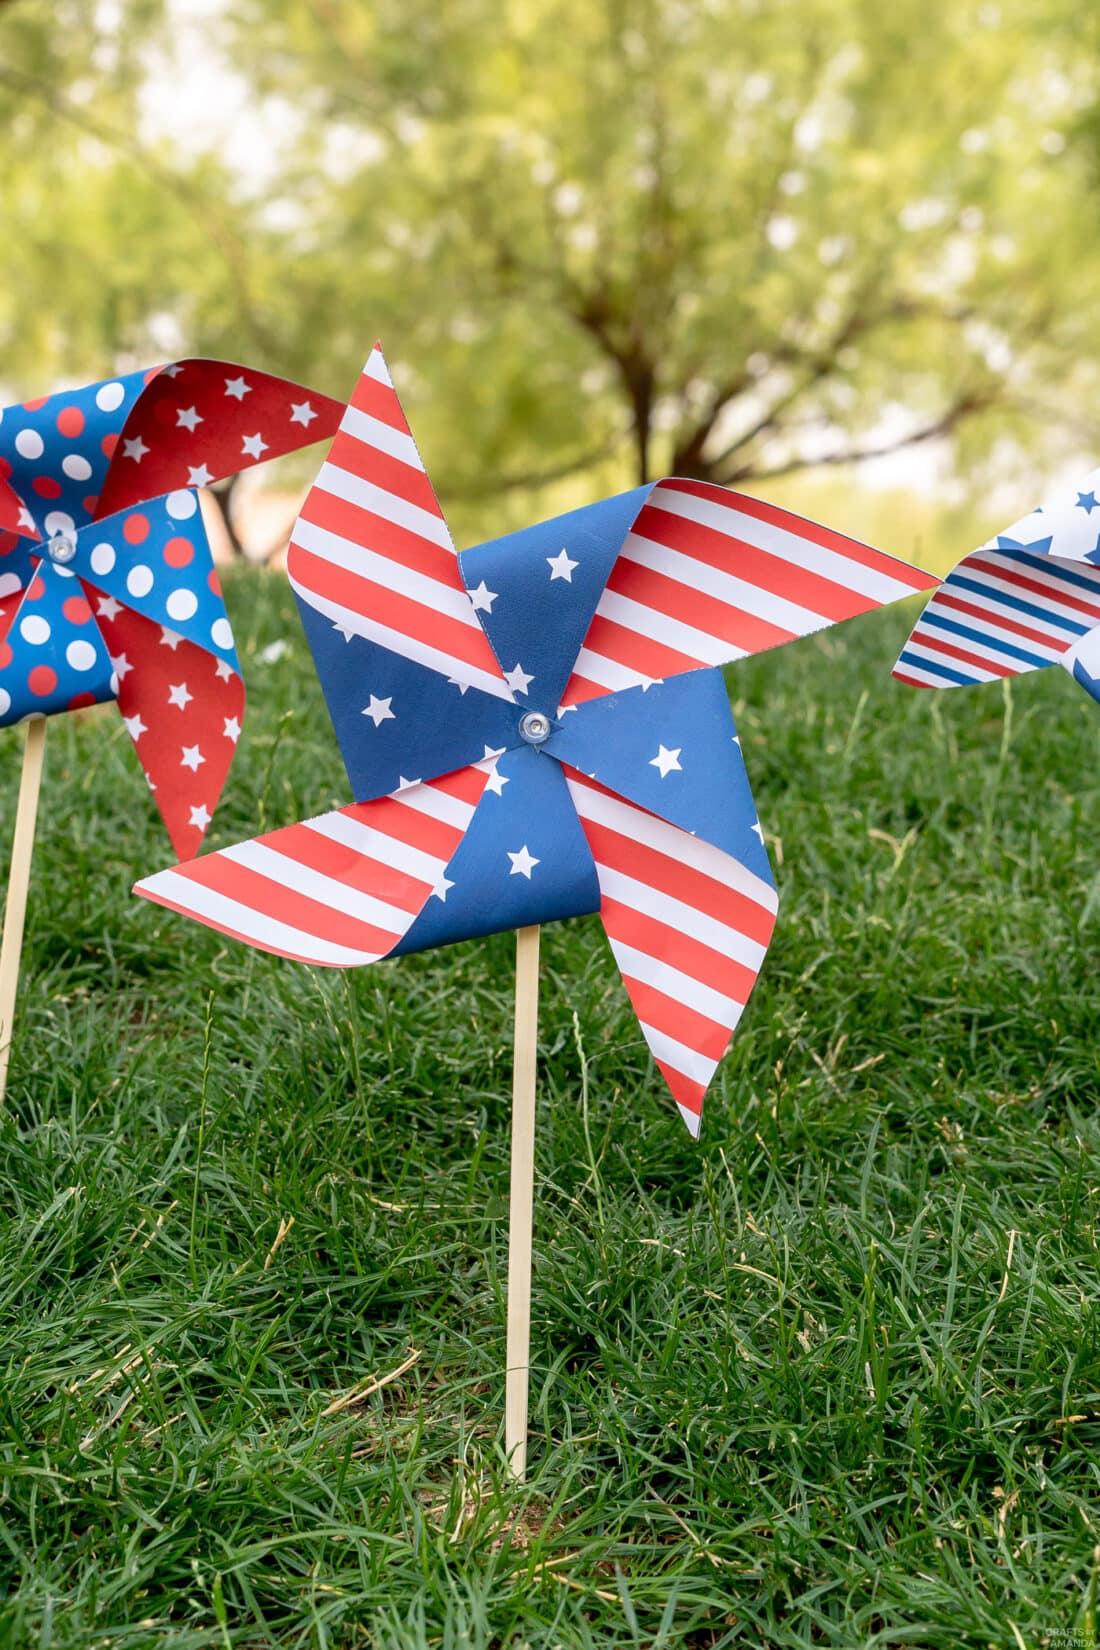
left=0, top=560, right=115, bottom=724
left=135, top=766, right=492, bottom=965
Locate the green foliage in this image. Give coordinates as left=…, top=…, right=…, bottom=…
left=0, top=571, right=1097, bottom=1645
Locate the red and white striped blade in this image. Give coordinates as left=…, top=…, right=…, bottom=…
left=564, top=769, right=779, bottom=1136
left=134, top=764, right=490, bottom=966
left=287, top=345, right=512, bottom=703
left=562, top=480, right=937, bottom=706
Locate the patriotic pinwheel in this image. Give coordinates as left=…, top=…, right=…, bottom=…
left=136, top=345, right=937, bottom=1134
left=0, top=359, right=343, bottom=854
left=894, top=468, right=1100, bottom=706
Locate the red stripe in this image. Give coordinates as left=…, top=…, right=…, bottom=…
left=289, top=546, right=502, bottom=675
left=913, top=631, right=1013, bottom=677
left=891, top=667, right=938, bottom=689
left=569, top=613, right=703, bottom=682
left=578, top=817, right=776, bottom=948
left=975, top=555, right=1100, bottom=622
left=661, top=480, right=936, bottom=590
left=618, top=976, right=731, bottom=1064
left=345, top=791, right=472, bottom=862
left=604, top=556, right=798, bottom=656
left=635, top=501, right=882, bottom=625
left=653, top=1060, right=705, bottom=1118
left=349, top=367, right=413, bottom=433
left=426, top=765, right=490, bottom=805
left=174, top=853, right=402, bottom=955
left=300, top=482, right=460, bottom=589
left=933, top=590, right=1066, bottom=650
left=600, top=897, right=760, bottom=1007
left=267, top=822, right=429, bottom=915
left=139, top=886, right=343, bottom=968
left=327, top=426, right=443, bottom=519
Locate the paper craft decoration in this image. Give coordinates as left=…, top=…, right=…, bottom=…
left=135, top=343, right=937, bottom=1474
left=894, top=468, right=1100, bottom=703
left=0, top=360, right=343, bottom=1096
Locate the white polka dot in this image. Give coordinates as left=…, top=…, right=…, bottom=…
left=0, top=572, right=22, bottom=597
left=0, top=689, right=9, bottom=717
left=126, top=565, right=154, bottom=598
left=166, top=588, right=198, bottom=622
left=108, top=671, right=119, bottom=695
left=211, top=617, right=234, bottom=651
left=62, top=454, right=93, bottom=482
left=96, top=382, right=125, bottom=412
left=20, top=615, right=50, bottom=645
left=44, top=511, right=75, bottom=540
left=165, top=489, right=197, bottom=520
left=14, top=429, right=43, bottom=460
left=66, top=640, right=98, bottom=672
left=89, top=542, right=116, bottom=576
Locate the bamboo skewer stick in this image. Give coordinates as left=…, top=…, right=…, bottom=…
left=505, top=923, right=540, bottom=1482
left=0, top=716, right=47, bottom=1104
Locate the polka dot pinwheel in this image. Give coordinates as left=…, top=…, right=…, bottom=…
left=136, top=345, right=937, bottom=1134
left=0, top=359, right=342, bottom=855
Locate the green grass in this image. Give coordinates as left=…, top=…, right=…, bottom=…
left=1, top=568, right=1099, bottom=1649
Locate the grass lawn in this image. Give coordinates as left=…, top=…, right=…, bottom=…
left=1, top=567, right=1098, bottom=1649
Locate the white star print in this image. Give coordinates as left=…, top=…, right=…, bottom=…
left=290, top=401, right=318, bottom=427
left=224, top=376, right=251, bottom=400
left=189, top=803, right=212, bottom=830
left=176, top=406, right=203, bottom=432
left=122, top=713, right=146, bottom=740
left=447, top=677, right=471, bottom=694
left=111, top=652, right=133, bottom=681
left=362, top=695, right=395, bottom=727
left=159, top=626, right=183, bottom=650
left=508, top=845, right=540, bottom=879
left=223, top=716, right=241, bottom=742
left=751, top=821, right=765, bottom=842
left=547, top=548, right=578, bottom=582
left=397, top=775, right=421, bottom=791
left=96, top=594, right=122, bottom=621
left=333, top=622, right=356, bottom=643
left=467, top=580, right=497, bottom=613
left=431, top=874, right=454, bottom=903
left=168, top=681, right=193, bottom=709
left=214, top=658, right=235, bottom=681
left=122, top=436, right=148, bottom=463
left=187, top=463, right=214, bottom=488
left=504, top=663, right=534, bottom=696
left=650, top=745, right=682, bottom=778
left=732, top=735, right=741, bottom=747
left=180, top=744, right=205, bottom=772
left=485, top=765, right=509, bottom=796
left=161, top=364, right=184, bottom=378
left=241, top=432, right=269, bottom=459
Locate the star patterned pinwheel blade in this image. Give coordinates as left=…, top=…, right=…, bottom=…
left=894, top=467, right=1100, bottom=706
left=0, top=359, right=343, bottom=855
left=136, top=344, right=937, bottom=1133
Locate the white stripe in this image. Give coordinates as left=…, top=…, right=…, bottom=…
left=288, top=574, right=514, bottom=703
left=610, top=938, right=746, bottom=1026
left=677, top=1102, right=702, bottom=1138
left=363, top=349, right=394, bottom=389
left=387, top=781, right=478, bottom=831
left=220, top=841, right=411, bottom=937
left=293, top=517, right=482, bottom=633
left=894, top=654, right=973, bottom=688
left=914, top=613, right=1061, bottom=672
left=567, top=776, right=778, bottom=914
left=564, top=648, right=663, bottom=697
left=650, top=484, right=919, bottom=606
left=136, top=869, right=384, bottom=966
left=901, top=638, right=1002, bottom=683
left=594, top=589, right=739, bottom=667
left=963, top=556, right=1100, bottom=634
left=306, top=810, right=443, bottom=885
left=341, top=404, right=423, bottom=471
left=931, top=578, right=1073, bottom=650
left=638, top=1022, right=721, bottom=1088
left=620, top=529, right=830, bottom=639
left=596, top=864, right=768, bottom=972
left=312, top=460, right=455, bottom=553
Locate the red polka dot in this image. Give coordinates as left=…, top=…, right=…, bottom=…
left=22, top=396, right=48, bottom=412
left=123, top=512, right=150, bottom=544
left=164, top=535, right=195, bottom=568
left=0, top=643, right=12, bottom=669
left=32, top=476, right=61, bottom=500
left=68, top=691, right=97, bottom=710
left=27, top=575, right=45, bottom=601
left=28, top=665, right=57, bottom=697
left=62, top=596, right=92, bottom=626
left=101, top=434, right=118, bottom=459
left=56, top=405, right=84, bottom=438
left=207, top=569, right=223, bottom=596
left=83, top=495, right=99, bottom=515
left=145, top=367, right=162, bottom=385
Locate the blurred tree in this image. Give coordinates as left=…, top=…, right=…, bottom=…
left=1, top=0, right=1098, bottom=547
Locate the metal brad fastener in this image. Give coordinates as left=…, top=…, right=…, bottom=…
left=46, top=534, right=77, bottom=566
left=518, top=710, right=552, bottom=745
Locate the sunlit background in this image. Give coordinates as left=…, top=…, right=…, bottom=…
left=4, top=0, right=1099, bottom=570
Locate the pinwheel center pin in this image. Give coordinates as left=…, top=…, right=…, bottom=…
left=518, top=710, right=552, bottom=745
left=46, top=534, right=76, bottom=565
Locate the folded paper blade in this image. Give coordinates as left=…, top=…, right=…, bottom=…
left=134, top=766, right=492, bottom=964
left=563, top=768, right=779, bottom=1136
left=1063, top=627, right=1100, bottom=704
left=288, top=346, right=512, bottom=704
left=0, top=560, right=115, bottom=725
left=0, top=534, right=40, bottom=643
left=562, top=480, right=937, bottom=707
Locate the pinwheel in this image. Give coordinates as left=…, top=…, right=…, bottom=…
left=894, top=467, right=1100, bottom=702
left=0, top=359, right=343, bottom=1096
left=136, top=343, right=937, bottom=1474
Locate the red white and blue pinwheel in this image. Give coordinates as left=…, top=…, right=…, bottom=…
left=0, top=360, right=342, bottom=855
left=136, top=346, right=937, bottom=1132
left=895, top=468, right=1100, bottom=707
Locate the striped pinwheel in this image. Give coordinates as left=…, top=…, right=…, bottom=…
left=0, top=359, right=342, bottom=855
left=894, top=468, right=1100, bottom=706
left=136, top=345, right=937, bottom=1134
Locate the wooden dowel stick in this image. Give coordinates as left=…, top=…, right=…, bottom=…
left=0, top=716, right=47, bottom=1104
left=505, top=923, right=540, bottom=1482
